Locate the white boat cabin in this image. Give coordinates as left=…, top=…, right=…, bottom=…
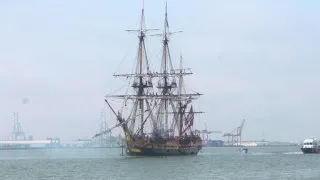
left=302, top=138, right=320, bottom=149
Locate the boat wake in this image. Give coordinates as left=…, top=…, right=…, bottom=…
left=282, top=152, right=303, bottom=155
left=250, top=151, right=302, bottom=156
left=250, top=152, right=275, bottom=156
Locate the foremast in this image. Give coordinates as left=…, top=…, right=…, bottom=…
left=104, top=4, right=158, bottom=146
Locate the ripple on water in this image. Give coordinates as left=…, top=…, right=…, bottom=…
left=1, top=147, right=320, bottom=180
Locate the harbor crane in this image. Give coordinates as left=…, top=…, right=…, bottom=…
left=12, top=112, right=26, bottom=141
left=195, top=123, right=222, bottom=146
left=222, top=119, right=245, bottom=146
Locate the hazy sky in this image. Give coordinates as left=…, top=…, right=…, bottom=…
left=1, top=0, right=320, bottom=142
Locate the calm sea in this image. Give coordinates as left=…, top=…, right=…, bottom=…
left=0, top=146, right=319, bottom=180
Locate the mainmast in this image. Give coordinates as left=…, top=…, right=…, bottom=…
left=162, top=2, right=171, bottom=74
left=151, top=2, right=186, bottom=136
left=161, top=3, right=170, bottom=135
left=153, top=3, right=203, bottom=137
left=152, top=3, right=175, bottom=136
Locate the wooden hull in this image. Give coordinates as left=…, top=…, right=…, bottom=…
left=126, top=146, right=201, bottom=156
left=125, top=136, right=203, bottom=156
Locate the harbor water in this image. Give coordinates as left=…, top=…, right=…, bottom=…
left=1, top=146, right=320, bottom=180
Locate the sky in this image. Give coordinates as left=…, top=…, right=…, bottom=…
left=0, top=0, right=320, bottom=142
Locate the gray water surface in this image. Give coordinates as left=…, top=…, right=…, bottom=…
left=0, top=146, right=319, bottom=180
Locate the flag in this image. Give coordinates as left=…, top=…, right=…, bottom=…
left=182, top=106, right=194, bottom=134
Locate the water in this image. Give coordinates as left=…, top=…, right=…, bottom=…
left=1, top=146, right=320, bottom=180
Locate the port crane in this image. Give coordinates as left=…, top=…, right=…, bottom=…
left=12, top=112, right=26, bottom=141
left=222, top=119, right=245, bottom=146
left=195, top=123, right=222, bottom=146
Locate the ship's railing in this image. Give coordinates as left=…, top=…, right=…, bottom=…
left=131, top=134, right=201, bottom=143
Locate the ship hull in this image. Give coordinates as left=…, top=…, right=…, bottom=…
left=301, top=147, right=320, bottom=154
left=126, top=146, right=201, bottom=156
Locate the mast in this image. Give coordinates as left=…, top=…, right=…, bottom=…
left=105, top=2, right=159, bottom=137
left=150, top=2, right=202, bottom=137
left=155, top=2, right=176, bottom=136
left=178, top=55, right=184, bottom=137
left=162, top=2, right=170, bottom=135
left=138, top=4, right=146, bottom=135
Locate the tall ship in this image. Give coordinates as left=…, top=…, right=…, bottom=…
left=94, top=3, right=203, bottom=156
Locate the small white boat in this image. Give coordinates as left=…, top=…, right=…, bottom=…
left=239, top=147, right=248, bottom=154
left=301, top=138, right=320, bottom=154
